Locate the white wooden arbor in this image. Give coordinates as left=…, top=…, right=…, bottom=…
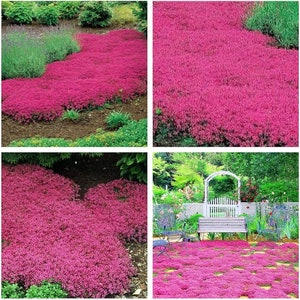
left=204, top=170, right=242, bottom=218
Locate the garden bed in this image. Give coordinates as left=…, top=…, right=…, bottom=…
left=2, top=155, right=147, bottom=298
left=153, top=240, right=298, bottom=298
left=153, top=2, right=298, bottom=146
left=2, top=18, right=147, bottom=147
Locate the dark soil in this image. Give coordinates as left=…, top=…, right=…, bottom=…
left=2, top=20, right=147, bottom=146
left=52, top=154, right=147, bottom=298
left=2, top=95, right=147, bottom=146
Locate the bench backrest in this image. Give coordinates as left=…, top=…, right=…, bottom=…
left=205, top=197, right=241, bottom=218
left=198, top=217, right=247, bottom=233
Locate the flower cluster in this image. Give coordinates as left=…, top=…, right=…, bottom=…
left=2, top=29, right=147, bottom=122
left=153, top=2, right=298, bottom=146
left=84, top=179, right=147, bottom=242
left=153, top=241, right=298, bottom=298
left=2, top=164, right=147, bottom=298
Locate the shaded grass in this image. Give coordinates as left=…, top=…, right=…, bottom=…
left=245, top=1, right=298, bottom=49
left=2, top=29, right=80, bottom=79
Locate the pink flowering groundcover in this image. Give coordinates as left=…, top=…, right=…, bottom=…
left=153, top=2, right=298, bottom=146
left=2, top=29, right=147, bottom=122
left=2, top=164, right=147, bottom=298
left=153, top=241, right=298, bottom=298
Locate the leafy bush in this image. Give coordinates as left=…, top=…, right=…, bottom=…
left=36, top=4, right=59, bottom=26
left=62, top=109, right=80, bottom=121
left=116, top=153, right=147, bottom=183
left=57, top=1, right=81, bottom=19
left=2, top=153, right=71, bottom=168
left=4, top=1, right=34, bottom=24
left=79, top=1, right=112, bottom=28
left=133, top=1, right=147, bottom=35
left=110, top=3, right=137, bottom=27
left=245, top=1, right=298, bottom=48
left=106, top=111, right=131, bottom=129
left=1, top=1, right=13, bottom=20
left=259, top=179, right=299, bottom=202
left=2, top=282, right=24, bottom=298
left=25, top=281, right=68, bottom=298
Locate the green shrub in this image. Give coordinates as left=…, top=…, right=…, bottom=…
left=116, top=153, right=147, bottom=183
left=25, top=281, right=68, bottom=298
left=2, top=153, right=71, bottom=168
left=106, top=111, right=131, bottom=129
left=36, top=4, right=60, bottom=26
left=79, top=1, right=112, bottom=28
left=133, top=1, right=147, bottom=35
left=57, top=1, right=81, bottom=19
left=1, top=1, right=13, bottom=19
left=110, top=3, right=138, bottom=27
left=2, top=282, right=25, bottom=298
left=258, top=179, right=299, bottom=202
left=4, top=1, right=34, bottom=24
left=62, top=109, right=80, bottom=121
left=245, top=1, right=298, bottom=48
left=2, top=32, right=46, bottom=79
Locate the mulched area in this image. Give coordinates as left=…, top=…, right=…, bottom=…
left=2, top=95, right=147, bottom=146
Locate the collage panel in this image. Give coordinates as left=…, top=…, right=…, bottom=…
left=153, top=152, right=299, bottom=298
left=153, top=1, right=298, bottom=147
left=2, top=152, right=147, bottom=298
left=2, top=1, right=147, bottom=147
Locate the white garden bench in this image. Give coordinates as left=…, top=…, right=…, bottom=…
left=198, top=171, right=248, bottom=240
left=198, top=217, right=248, bottom=240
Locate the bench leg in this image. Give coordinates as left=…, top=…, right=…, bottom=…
left=197, top=232, right=201, bottom=241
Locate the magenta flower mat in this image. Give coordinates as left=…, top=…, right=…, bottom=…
left=2, top=29, right=147, bottom=122
left=153, top=241, right=298, bottom=298
left=2, top=164, right=147, bottom=298
left=153, top=2, right=298, bottom=146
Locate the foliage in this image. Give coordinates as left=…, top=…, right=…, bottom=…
left=116, top=153, right=147, bottom=183
left=79, top=1, right=112, bottom=28
left=133, top=1, right=147, bottom=35
left=4, top=1, right=34, bottom=24
left=2, top=30, right=79, bottom=80
left=3, top=30, right=146, bottom=122
left=245, top=1, right=298, bottom=49
left=106, top=111, right=131, bottom=129
left=153, top=2, right=298, bottom=146
left=2, top=153, right=72, bottom=168
left=8, top=119, right=147, bottom=147
left=182, top=213, right=204, bottom=233
left=2, top=281, right=24, bottom=298
left=62, top=109, right=80, bottom=121
left=36, top=4, right=60, bottom=26
left=2, top=165, right=146, bottom=297
left=153, top=155, right=172, bottom=187
left=25, top=281, right=68, bottom=298
left=57, top=1, right=81, bottom=19
left=240, top=179, right=259, bottom=202
left=110, top=2, right=138, bottom=27
left=1, top=1, right=13, bottom=19
left=209, top=175, right=236, bottom=198
left=43, top=31, right=80, bottom=63
left=258, top=179, right=299, bottom=203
